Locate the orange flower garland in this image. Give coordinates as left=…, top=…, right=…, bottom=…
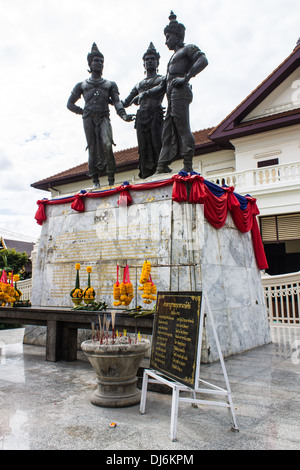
left=113, top=265, right=121, bottom=306
left=113, top=265, right=134, bottom=306
left=0, top=281, right=16, bottom=306
left=139, top=261, right=157, bottom=304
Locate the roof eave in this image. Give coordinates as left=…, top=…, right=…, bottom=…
left=31, top=160, right=140, bottom=192
left=210, top=46, right=300, bottom=142
left=211, top=111, right=300, bottom=144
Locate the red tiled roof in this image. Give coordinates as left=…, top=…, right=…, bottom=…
left=31, top=127, right=217, bottom=190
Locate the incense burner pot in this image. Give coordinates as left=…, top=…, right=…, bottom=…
left=81, top=338, right=151, bottom=407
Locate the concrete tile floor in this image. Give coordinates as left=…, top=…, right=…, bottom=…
left=0, top=325, right=300, bottom=451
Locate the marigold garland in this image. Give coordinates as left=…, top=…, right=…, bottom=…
left=71, top=288, right=83, bottom=299
left=113, top=265, right=121, bottom=306
left=121, top=280, right=134, bottom=306
left=113, top=265, right=134, bottom=306
left=0, top=281, right=16, bottom=306
left=139, top=260, right=151, bottom=284
left=139, top=261, right=157, bottom=304
left=83, top=286, right=95, bottom=299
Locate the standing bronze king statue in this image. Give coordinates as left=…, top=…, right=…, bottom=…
left=122, top=42, right=165, bottom=179
left=67, top=43, right=134, bottom=188
left=139, top=12, right=208, bottom=174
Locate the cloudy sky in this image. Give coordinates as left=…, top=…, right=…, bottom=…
left=0, top=0, right=299, bottom=243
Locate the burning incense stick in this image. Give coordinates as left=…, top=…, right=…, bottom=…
left=106, top=318, right=111, bottom=335
left=111, top=311, right=116, bottom=343
left=111, top=311, right=116, bottom=330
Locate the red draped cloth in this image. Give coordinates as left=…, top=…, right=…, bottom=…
left=35, top=200, right=48, bottom=225
left=172, top=174, right=188, bottom=202
left=71, top=193, right=85, bottom=212
left=34, top=175, right=268, bottom=269
left=189, top=174, right=207, bottom=204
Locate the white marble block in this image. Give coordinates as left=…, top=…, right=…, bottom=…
left=31, top=184, right=271, bottom=362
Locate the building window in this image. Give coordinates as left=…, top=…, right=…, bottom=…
left=260, top=213, right=300, bottom=275
left=257, top=158, right=279, bottom=168
left=260, top=213, right=300, bottom=243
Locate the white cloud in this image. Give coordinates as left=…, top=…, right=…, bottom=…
left=0, top=0, right=299, bottom=241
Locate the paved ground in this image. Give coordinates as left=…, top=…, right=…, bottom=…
left=0, top=325, right=300, bottom=453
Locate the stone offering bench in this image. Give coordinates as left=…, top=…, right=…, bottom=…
left=0, top=306, right=153, bottom=362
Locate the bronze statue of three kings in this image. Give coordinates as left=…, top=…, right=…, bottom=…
left=67, top=11, right=208, bottom=188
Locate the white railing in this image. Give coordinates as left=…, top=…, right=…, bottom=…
left=205, top=161, right=300, bottom=192
left=17, top=279, right=32, bottom=301
left=261, top=271, right=300, bottom=325
left=205, top=170, right=245, bottom=189
left=254, top=162, right=300, bottom=186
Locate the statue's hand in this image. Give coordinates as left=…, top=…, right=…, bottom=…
left=122, top=114, right=135, bottom=122
left=136, top=92, right=148, bottom=104
left=131, top=96, right=140, bottom=106
left=172, top=77, right=188, bottom=87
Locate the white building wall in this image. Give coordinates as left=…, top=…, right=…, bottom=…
left=232, top=125, right=300, bottom=172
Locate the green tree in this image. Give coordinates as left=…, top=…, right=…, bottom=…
left=0, top=248, right=29, bottom=277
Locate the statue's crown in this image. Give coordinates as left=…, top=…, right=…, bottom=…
left=143, top=42, right=160, bottom=62
left=87, top=42, right=104, bottom=65
left=164, top=11, right=186, bottom=40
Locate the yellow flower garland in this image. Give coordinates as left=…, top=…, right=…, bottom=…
left=113, top=266, right=134, bottom=306
left=139, top=260, right=151, bottom=284
left=83, top=287, right=95, bottom=299
left=119, top=281, right=134, bottom=306
left=0, top=282, right=16, bottom=306
left=113, top=282, right=121, bottom=306
left=113, top=265, right=121, bottom=306
left=139, top=261, right=157, bottom=304
left=71, top=288, right=83, bottom=298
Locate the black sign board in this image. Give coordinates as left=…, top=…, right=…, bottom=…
left=150, top=291, right=202, bottom=388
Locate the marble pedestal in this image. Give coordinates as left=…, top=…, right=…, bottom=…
left=31, top=183, right=271, bottom=362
